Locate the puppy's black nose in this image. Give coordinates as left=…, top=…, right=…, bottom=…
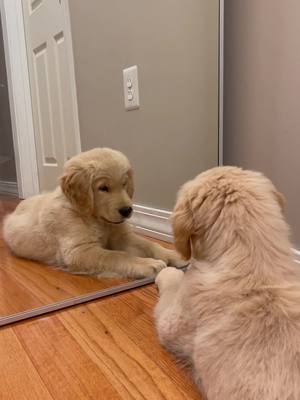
left=119, top=206, right=133, bottom=218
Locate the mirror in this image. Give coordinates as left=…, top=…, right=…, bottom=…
left=0, top=0, right=221, bottom=325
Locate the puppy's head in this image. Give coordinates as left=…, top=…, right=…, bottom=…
left=172, top=166, right=286, bottom=260
left=60, top=148, right=134, bottom=224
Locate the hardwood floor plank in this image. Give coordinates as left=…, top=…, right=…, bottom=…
left=59, top=308, right=161, bottom=400
left=59, top=296, right=201, bottom=400
left=14, top=316, right=122, bottom=400
left=0, top=266, right=44, bottom=314
left=87, top=288, right=201, bottom=398
left=0, top=327, right=53, bottom=400
left=2, top=289, right=203, bottom=400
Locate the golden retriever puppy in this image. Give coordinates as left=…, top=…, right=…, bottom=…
left=155, top=166, right=300, bottom=400
left=3, top=148, right=182, bottom=278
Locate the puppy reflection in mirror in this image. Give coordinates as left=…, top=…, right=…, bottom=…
left=155, top=166, right=300, bottom=400
left=3, top=148, right=183, bottom=278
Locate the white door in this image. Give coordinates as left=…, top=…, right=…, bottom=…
left=22, top=0, right=81, bottom=191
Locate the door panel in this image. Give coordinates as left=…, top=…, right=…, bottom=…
left=22, top=0, right=80, bottom=191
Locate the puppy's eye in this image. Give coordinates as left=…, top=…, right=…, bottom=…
left=123, top=182, right=127, bottom=187
left=99, top=185, right=109, bottom=192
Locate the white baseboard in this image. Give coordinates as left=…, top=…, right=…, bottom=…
left=293, top=249, right=300, bottom=264
left=0, top=180, right=18, bottom=196
left=131, top=204, right=173, bottom=243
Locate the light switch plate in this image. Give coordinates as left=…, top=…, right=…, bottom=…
left=123, top=65, right=140, bottom=110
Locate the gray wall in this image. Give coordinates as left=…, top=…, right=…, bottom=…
left=224, top=0, right=300, bottom=247
left=0, top=15, right=16, bottom=182
left=69, top=0, right=219, bottom=210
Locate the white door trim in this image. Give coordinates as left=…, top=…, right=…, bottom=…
left=1, top=0, right=39, bottom=198
left=0, top=0, right=81, bottom=198
left=63, top=0, right=81, bottom=155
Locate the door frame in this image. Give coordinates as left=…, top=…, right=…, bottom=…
left=0, top=0, right=81, bottom=198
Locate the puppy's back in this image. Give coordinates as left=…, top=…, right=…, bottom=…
left=3, top=192, right=60, bottom=262
left=190, top=271, right=300, bottom=400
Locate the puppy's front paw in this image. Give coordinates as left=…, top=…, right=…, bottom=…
left=155, top=267, right=184, bottom=293
left=140, top=258, right=167, bottom=278
left=160, top=249, right=188, bottom=269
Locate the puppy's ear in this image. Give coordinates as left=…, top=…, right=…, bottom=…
left=127, top=169, right=134, bottom=198
left=60, top=162, right=94, bottom=214
left=172, top=190, right=194, bottom=260
left=272, top=188, right=286, bottom=211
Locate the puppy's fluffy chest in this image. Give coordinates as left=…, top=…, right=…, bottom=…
left=88, top=218, right=128, bottom=250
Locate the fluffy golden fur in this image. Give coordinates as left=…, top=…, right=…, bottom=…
left=3, top=148, right=182, bottom=278
left=155, top=166, right=300, bottom=400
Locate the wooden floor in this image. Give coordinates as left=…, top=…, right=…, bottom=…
left=0, top=196, right=202, bottom=399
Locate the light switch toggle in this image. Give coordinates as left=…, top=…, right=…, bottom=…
left=123, top=66, right=140, bottom=110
